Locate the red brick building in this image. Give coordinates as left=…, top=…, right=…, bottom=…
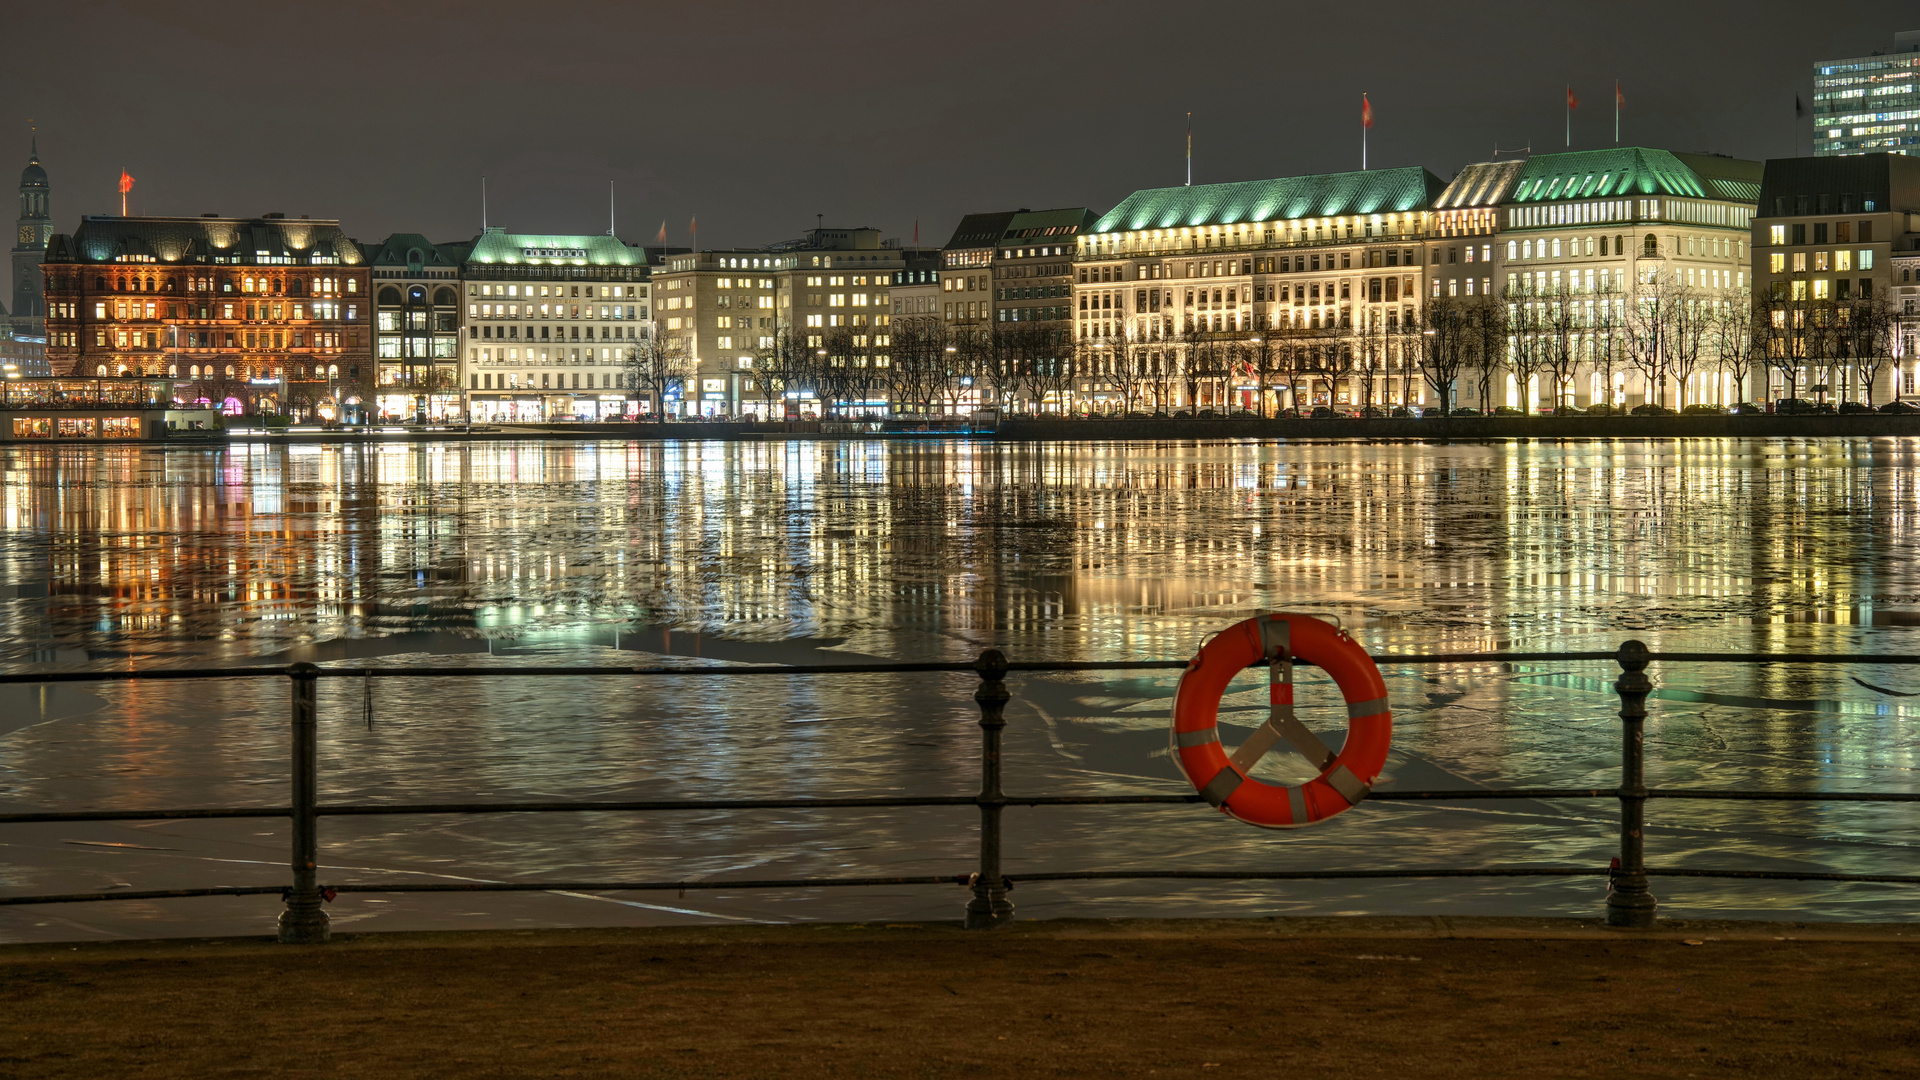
left=41, top=214, right=373, bottom=420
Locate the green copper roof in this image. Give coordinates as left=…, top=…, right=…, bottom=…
left=1094, top=166, right=1445, bottom=233
left=1506, top=147, right=1761, bottom=203
left=465, top=227, right=648, bottom=267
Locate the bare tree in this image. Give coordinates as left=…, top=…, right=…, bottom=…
left=622, top=327, right=696, bottom=421
left=752, top=327, right=810, bottom=418
left=1624, top=270, right=1680, bottom=409
left=1667, top=287, right=1714, bottom=409
left=1841, top=293, right=1897, bottom=405
left=1456, top=292, right=1507, bottom=412
left=1711, top=286, right=1758, bottom=405
left=1419, top=294, right=1470, bottom=414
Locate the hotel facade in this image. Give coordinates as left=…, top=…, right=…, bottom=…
left=39, top=214, right=374, bottom=421
left=459, top=228, right=652, bottom=421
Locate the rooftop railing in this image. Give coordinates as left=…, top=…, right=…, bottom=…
left=2, top=641, right=1915, bottom=943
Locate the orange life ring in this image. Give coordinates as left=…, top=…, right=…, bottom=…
left=1170, top=614, right=1392, bottom=829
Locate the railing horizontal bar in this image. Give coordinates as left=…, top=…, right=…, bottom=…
left=1369, top=789, right=1615, bottom=800
left=8, top=865, right=1919, bottom=909
left=317, top=796, right=977, bottom=816
left=0, top=807, right=290, bottom=824
left=1649, top=789, right=1920, bottom=802
left=1646, top=868, right=1920, bottom=884
left=6, top=651, right=1920, bottom=687
left=13, top=787, right=1915, bottom=826
left=1007, top=867, right=1608, bottom=881
left=329, top=875, right=970, bottom=893
left=0, top=886, right=285, bottom=906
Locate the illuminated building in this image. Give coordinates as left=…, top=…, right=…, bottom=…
left=888, top=249, right=943, bottom=333
left=459, top=227, right=651, bottom=422
left=0, top=329, right=47, bottom=379
left=10, top=139, right=49, bottom=336
left=1444, top=147, right=1760, bottom=408
left=1814, top=30, right=1920, bottom=158
left=1752, top=153, right=1920, bottom=401
left=39, top=214, right=372, bottom=421
left=654, top=227, right=902, bottom=417
left=1078, top=168, right=1443, bottom=412
left=367, top=234, right=466, bottom=422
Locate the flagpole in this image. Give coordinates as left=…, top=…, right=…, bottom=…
left=1185, top=112, right=1192, bottom=186
left=1614, top=80, right=1620, bottom=144
left=1362, top=93, right=1368, bottom=170
left=1566, top=86, right=1571, bottom=148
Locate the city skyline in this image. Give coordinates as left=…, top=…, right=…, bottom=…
left=6, top=1, right=1914, bottom=251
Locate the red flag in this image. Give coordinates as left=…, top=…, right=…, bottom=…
left=655, top=220, right=666, bottom=244
left=118, top=169, right=135, bottom=194
left=1361, top=94, right=1373, bottom=130
left=1615, top=81, right=1624, bottom=110
left=1567, top=86, right=1579, bottom=110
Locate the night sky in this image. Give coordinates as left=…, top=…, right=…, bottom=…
left=8, top=1, right=1915, bottom=252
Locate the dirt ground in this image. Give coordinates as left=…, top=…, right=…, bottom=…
left=2, top=917, right=1915, bottom=1079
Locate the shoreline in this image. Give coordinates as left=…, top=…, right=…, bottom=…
left=11, top=412, right=1920, bottom=445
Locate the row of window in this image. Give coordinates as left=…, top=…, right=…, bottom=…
left=471, top=324, right=640, bottom=341
left=1767, top=250, right=1877, bottom=273
left=87, top=300, right=355, bottom=321
left=470, top=303, right=641, bottom=319
left=470, top=283, right=641, bottom=298
left=1766, top=221, right=1878, bottom=246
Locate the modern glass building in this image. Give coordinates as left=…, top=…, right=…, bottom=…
left=1815, top=30, right=1920, bottom=157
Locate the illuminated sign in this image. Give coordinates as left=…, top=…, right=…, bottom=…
left=522, top=247, right=588, bottom=259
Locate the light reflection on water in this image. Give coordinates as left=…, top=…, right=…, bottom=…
left=1, top=437, right=1919, bottom=937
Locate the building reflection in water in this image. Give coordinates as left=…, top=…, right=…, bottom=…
left=4, top=438, right=1920, bottom=668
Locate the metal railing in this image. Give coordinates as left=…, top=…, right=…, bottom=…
left=2, top=640, right=1917, bottom=943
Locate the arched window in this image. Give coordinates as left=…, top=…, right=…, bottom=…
left=433, top=287, right=456, bottom=306
left=189, top=365, right=200, bottom=378
left=378, top=286, right=402, bottom=305
left=143, top=277, right=154, bottom=292
left=96, top=364, right=108, bottom=376
left=96, top=276, right=106, bottom=290
left=225, top=364, right=235, bottom=377
left=346, top=279, right=358, bottom=293
left=166, top=364, right=176, bottom=376
left=1642, top=233, right=1658, bottom=257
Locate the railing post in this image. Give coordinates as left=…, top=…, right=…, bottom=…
left=1606, top=639, right=1657, bottom=928
left=965, top=649, right=1013, bottom=929
left=278, top=662, right=330, bottom=944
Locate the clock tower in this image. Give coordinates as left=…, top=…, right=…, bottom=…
left=11, top=138, right=50, bottom=335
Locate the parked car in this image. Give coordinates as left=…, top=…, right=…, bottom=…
left=1880, top=400, right=1920, bottom=414
left=1492, top=405, right=1527, bottom=416
left=1773, top=398, right=1819, bottom=414
left=1838, top=401, right=1876, bottom=414
left=1390, top=406, right=1420, bottom=418
left=1630, top=403, right=1678, bottom=416
left=1543, top=405, right=1586, bottom=416
left=1728, top=402, right=1766, bottom=415
left=1309, top=406, right=1343, bottom=419
left=1584, top=403, right=1618, bottom=416
left=1681, top=404, right=1726, bottom=415
left=1447, top=407, right=1481, bottom=417
left=1358, top=406, right=1392, bottom=418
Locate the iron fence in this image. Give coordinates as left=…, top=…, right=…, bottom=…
left=2, top=641, right=1917, bottom=943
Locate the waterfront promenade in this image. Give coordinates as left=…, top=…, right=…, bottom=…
left=4, top=918, right=1913, bottom=1078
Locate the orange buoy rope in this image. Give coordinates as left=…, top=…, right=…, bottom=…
left=1169, top=614, right=1391, bottom=829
